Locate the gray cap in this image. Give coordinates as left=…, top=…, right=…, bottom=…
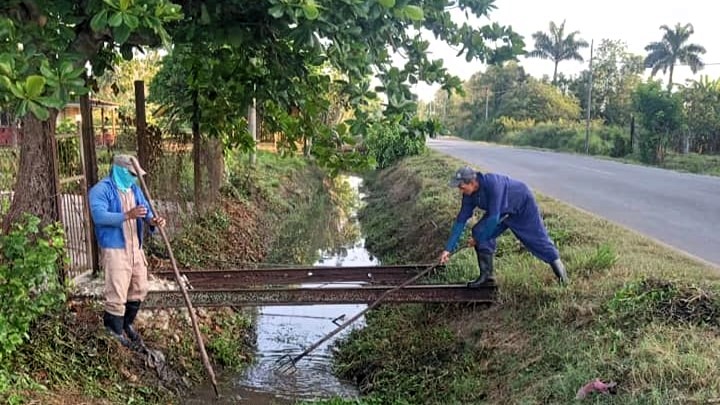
left=449, top=166, right=477, bottom=187
left=113, top=154, right=146, bottom=176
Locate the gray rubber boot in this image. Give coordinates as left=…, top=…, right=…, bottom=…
left=467, top=252, right=495, bottom=288
left=550, top=259, right=569, bottom=285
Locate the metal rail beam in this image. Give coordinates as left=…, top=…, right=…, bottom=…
left=142, top=284, right=496, bottom=308
left=152, top=264, right=443, bottom=287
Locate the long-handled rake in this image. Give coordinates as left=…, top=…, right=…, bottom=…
left=274, top=247, right=469, bottom=373
left=132, top=159, right=219, bottom=397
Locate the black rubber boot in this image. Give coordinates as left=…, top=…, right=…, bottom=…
left=550, top=259, right=569, bottom=285
left=123, top=301, right=144, bottom=345
left=467, top=252, right=495, bottom=288
left=103, top=311, right=131, bottom=347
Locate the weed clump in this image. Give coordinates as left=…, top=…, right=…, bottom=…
left=608, top=278, right=720, bottom=328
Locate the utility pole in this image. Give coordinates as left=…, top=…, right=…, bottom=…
left=630, top=114, right=635, bottom=153
left=584, top=39, right=594, bottom=155
left=484, top=87, right=490, bottom=121
left=443, top=92, right=448, bottom=123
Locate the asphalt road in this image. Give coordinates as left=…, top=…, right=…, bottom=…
left=428, top=138, right=720, bottom=267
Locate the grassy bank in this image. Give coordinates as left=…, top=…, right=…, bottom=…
left=1, top=150, right=338, bottom=404
left=333, top=151, right=720, bottom=404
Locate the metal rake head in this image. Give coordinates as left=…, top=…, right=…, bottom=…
left=274, top=354, right=299, bottom=374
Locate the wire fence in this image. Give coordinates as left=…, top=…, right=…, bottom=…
left=0, top=146, right=18, bottom=220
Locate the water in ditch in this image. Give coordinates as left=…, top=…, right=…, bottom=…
left=184, top=176, right=374, bottom=404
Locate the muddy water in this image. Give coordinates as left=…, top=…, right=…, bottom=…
left=184, top=176, right=374, bottom=404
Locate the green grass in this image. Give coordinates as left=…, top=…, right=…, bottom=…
left=4, top=304, right=174, bottom=405
left=333, top=150, right=720, bottom=404
left=630, top=151, right=720, bottom=177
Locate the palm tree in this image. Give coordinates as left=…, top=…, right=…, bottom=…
left=528, top=20, right=589, bottom=85
left=644, top=23, right=706, bottom=90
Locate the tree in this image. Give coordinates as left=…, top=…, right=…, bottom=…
left=644, top=23, right=706, bottom=90
left=150, top=0, right=525, bottom=173
left=496, top=78, right=581, bottom=121
left=528, top=20, right=588, bottom=85
left=682, top=76, right=720, bottom=153
left=2, top=1, right=524, bottom=229
left=569, top=39, right=643, bottom=126
left=432, top=62, right=527, bottom=137
left=436, top=63, right=581, bottom=140
left=632, top=80, right=684, bottom=163
left=0, top=0, right=182, bottom=231
left=95, top=49, right=163, bottom=118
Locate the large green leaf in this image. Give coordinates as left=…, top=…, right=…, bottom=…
left=268, top=5, right=285, bottom=18
left=303, top=1, right=319, bottom=20
left=403, top=5, right=424, bottom=21
left=25, top=76, right=46, bottom=98
left=90, top=10, right=108, bottom=32
left=0, top=57, right=13, bottom=77
left=113, top=24, right=132, bottom=44
left=378, top=0, right=395, bottom=8
left=39, top=62, right=55, bottom=80
left=38, top=97, right=65, bottom=109
left=8, top=81, right=24, bottom=99
left=61, top=62, right=76, bottom=77
left=109, top=12, right=124, bottom=27
left=123, top=13, right=139, bottom=29
left=28, top=100, right=50, bottom=121
left=16, top=100, right=27, bottom=117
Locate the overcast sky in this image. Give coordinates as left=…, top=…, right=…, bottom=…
left=411, top=0, right=720, bottom=101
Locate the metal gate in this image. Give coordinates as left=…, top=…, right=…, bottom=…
left=55, top=127, right=96, bottom=280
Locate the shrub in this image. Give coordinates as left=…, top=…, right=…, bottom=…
left=496, top=121, right=631, bottom=157
left=0, top=215, right=66, bottom=380
left=364, top=119, right=427, bottom=169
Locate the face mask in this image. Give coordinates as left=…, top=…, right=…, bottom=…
left=111, top=164, right=137, bottom=192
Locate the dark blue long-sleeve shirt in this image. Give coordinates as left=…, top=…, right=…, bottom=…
left=445, top=173, right=531, bottom=251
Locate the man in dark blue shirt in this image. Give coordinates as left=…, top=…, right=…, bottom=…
left=439, top=166, right=568, bottom=287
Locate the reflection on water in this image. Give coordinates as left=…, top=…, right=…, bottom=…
left=183, top=176, right=375, bottom=404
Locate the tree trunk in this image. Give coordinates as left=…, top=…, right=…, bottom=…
left=248, top=101, right=257, bottom=166
left=667, top=64, right=675, bottom=91
left=202, top=138, right=224, bottom=207
left=2, top=110, right=60, bottom=233
left=552, top=61, right=559, bottom=85
left=80, top=95, right=98, bottom=187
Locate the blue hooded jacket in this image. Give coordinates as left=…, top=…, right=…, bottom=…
left=88, top=177, right=155, bottom=249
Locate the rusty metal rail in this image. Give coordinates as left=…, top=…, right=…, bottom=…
left=152, top=264, right=443, bottom=287
left=141, top=284, right=496, bottom=308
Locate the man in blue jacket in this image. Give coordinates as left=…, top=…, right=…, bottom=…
left=439, top=166, right=568, bottom=287
left=89, top=155, right=165, bottom=347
